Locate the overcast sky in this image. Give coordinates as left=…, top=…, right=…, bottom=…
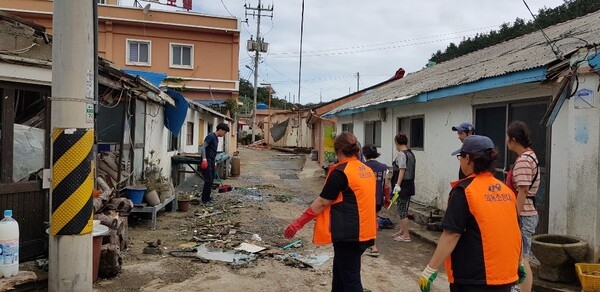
left=124, top=0, right=565, bottom=105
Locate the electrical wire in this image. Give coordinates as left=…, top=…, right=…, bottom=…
left=219, top=0, right=236, bottom=18
left=268, top=25, right=499, bottom=57
left=260, top=14, right=274, bottom=38
left=99, top=88, right=124, bottom=109
left=268, top=74, right=355, bottom=84
left=0, top=43, right=37, bottom=54
left=269, top=34, right=480, bottom=59
left=522, top=0, right=563, bottom=60
left=146, top=105, right=160, bottom=117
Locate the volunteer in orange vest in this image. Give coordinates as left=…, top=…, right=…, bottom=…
left=505, top=120, right=540, bottom=292
left=284, top=132, right=377, bottom=292
left=419, top=135, right=523, bottom=292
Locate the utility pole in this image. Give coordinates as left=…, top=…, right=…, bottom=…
left=356, top=72, right=360, bottom=92
left=297, top=0, right=305, bottom=105
left=49, top=1, right=95, bottom=291
left=261, top=83, right=272, bottom=148
left=245, top=0, right=273, bottom=142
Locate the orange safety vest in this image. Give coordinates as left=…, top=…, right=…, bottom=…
left=445, top=172, right=521, bottom=285
left=313, top=157, right=377, bottom=244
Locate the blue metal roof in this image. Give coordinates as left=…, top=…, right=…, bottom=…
left=123, top=69, right=167, bottom=88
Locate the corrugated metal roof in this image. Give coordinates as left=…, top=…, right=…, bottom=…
left=189, top=100, right=233, bottom=121
left=329, top=10, right=600, bottom=115
left=122, top=69, right=167, bottom=88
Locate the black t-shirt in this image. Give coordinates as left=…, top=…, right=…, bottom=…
left=441, top=187, right=471, bottom=233
left=320, top=170, right=348, bottom=200
left=203, top=132, right=218, bottom=162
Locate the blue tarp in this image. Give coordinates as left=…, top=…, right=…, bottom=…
left=122, top=69, right=168, bottom=88
left=164, top=90, right=189, bottom=136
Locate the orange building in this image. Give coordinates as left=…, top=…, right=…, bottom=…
left=0, top=0, right=240, bottom=104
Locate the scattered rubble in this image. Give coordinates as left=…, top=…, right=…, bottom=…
left=0, top=271, right=37, bottom=292
left=151, top=184, right=336, bottom=274
left=195, top=244, right=256, bottom=266
left=289, top=252, right=332, bottom=269
left=143, top=239, right=163, bottom=255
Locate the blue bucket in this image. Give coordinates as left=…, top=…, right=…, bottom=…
left=124, top=187, right=146, bottom=204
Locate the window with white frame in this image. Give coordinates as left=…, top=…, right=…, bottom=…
left=364, top=121, right=381, bottom=147
left=398, top=116, right=424, bottom=149
left=342, top=123, right=353, bottom=134
left=170, top=43, right=193, bottom=68
left=168, top=133, right=179, bottom=151
left=186, top=122, right=194, bottom=145
left=126, top=39, right=151, bottom=66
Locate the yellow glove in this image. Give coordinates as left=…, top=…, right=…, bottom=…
left=418, top=265, right=438, bottom=292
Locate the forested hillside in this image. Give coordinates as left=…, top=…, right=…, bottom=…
left=429, top=0, right=600, bottom=64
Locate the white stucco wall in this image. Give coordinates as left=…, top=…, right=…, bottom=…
left=336, top=74, right=600, bottom=259
left=548, top=99, right=570, bottom=235
left=143, top=104, right=231, bottom=181
left=337, top=83, right=556, bottom=210
left=337, top=96, right=472, bottom=208
left=144, top=102, right=172, bottom=179
left=550, top=71, right=600, bottom=260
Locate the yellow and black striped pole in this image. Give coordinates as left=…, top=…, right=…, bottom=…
left=51, top=128, right=94, bottom=236
left=50, top=1, right=95, bottom=290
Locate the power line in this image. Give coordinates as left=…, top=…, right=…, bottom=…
left=267, top=25, right=500, bottom=57
left=268, top=75, right=355, bottom=84
left=270, top=34, right=480, bottom=59
left=239, top=25, right=499, bottom=65
left=219, top=0, right=236, bottom=18
left=522, top=0, right=563, bottom=60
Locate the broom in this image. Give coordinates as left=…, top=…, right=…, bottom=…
left=214, top=169, right=233, bottom=193
left=386, top=192, right=399, bottom=210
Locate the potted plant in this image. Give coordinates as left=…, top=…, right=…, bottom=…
left=140, top=150, right=166, bottom=206
left=143, top=150, right=162, bottom=182
left=176, top=192, right=192, bottom=212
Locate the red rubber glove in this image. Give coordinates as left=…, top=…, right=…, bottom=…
left=200, top=159, right=208, bottom=170
left=285, top=207, right=318, bottom=238
left=383, top=185, right=391, bottom=208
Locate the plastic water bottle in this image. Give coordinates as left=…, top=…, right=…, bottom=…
left=0, top=210, right=19, bottom=278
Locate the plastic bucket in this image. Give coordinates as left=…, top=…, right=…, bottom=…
left=124, top=187, right=146, bottom=204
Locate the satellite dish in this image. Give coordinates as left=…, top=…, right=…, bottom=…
left=143, top=4, right=151, bottom=14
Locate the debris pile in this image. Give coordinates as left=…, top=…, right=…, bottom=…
left=97, top=152, right=124, bottom=188
left=165, top=191, right=333, bottom=271
left=93, top=176, right=132, bottom=278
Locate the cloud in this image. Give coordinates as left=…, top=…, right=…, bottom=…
left=127, top=0, right=566, bottom=104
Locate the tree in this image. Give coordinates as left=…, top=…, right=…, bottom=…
left=238, top=77, right=293, bottom=110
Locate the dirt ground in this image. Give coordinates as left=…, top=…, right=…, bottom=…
left=93, top=147, right=450, bottom=292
